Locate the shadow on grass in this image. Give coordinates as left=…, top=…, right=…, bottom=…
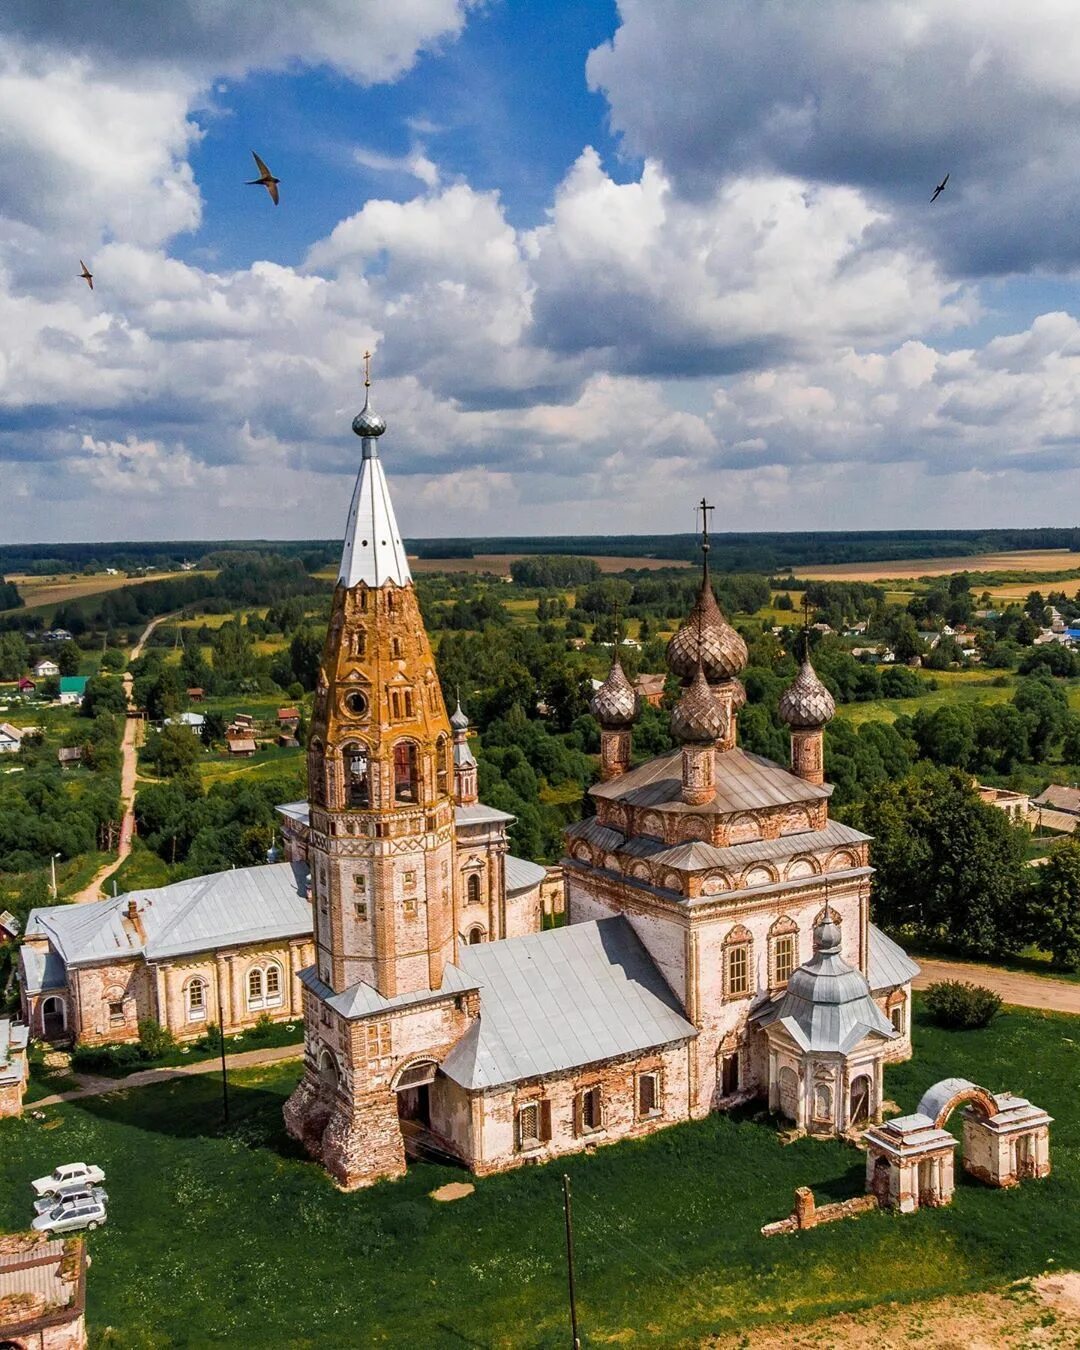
left=61, top=1073, right=310, bottom=1163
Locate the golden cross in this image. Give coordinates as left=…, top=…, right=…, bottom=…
left=363, top=349, right=372, bottom=389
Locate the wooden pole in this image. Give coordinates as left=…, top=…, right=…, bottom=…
left=562, top=1174, right=581, bottom=1350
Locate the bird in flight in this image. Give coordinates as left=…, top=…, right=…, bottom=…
left=246, top=151, right=280, bottom=205
left=79, top=260, right=93, bottom=290
left=930, top=172, right=950, bottom=203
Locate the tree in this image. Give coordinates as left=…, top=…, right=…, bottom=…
left=1025, top=590, right=1048, bottom=626
left=851, top=766, right=1026, bottom=956
left=1028, top=839, right=1080, bottom=969
left=211, top=620, right=255, bottom=685
left=81, top=675, right=129, bottom=719
left=0, top=632, right=28, bottom=680
left=1013, top=675, right=1068, bottom=760
left=288, top=627, right=323, bottom=691
left=148, top=724, right=200, bottom=777
left=56, top=642, right=82, bottom=676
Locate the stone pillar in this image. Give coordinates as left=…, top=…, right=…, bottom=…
left=319, top=1089, right=407, bottom=1190
left=153, top=963, right=168, bottom=1025
left=681, top=743, right=715, bottom=805
left=228, top=955, right=244, bottom=1033
left=793, top=1187, right=816, bottom=1230
left=287, top=944, right=303, bottom=1016
left=162, top=964, right=181, bottom=1033
left=598, top=728, right=631, bottom=781
left=790, top=727, right=824, bottom=784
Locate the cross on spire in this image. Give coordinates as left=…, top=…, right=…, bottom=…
left=363, top=349, right=372, bottom=389
left=698, top=496, right=715, bottom=582
left=800, top=594, right=814, bottom=660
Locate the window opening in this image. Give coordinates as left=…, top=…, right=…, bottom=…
left=344, top=744, right=370, bottom=808
left=394, top=742, right=418, bottom=802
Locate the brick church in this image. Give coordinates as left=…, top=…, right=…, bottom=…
left=282, top=371, right=918, bottom=1187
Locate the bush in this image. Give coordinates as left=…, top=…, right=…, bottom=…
left=198, top=1022, right=224, bottom=1053
left=248, top=1013, right=276, bottom=1042
left=70, top=1042, right=146, bottom=1076
left=137, top=1018, right=176, bottom=1058
left=923, top=980, right=1002, bottom=1029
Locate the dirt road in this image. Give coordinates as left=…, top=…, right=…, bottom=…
left=71, top=613, right=176, bottom=904
left=914, top=958, right=1080, bottom=1015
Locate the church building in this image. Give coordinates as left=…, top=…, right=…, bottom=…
left=282, top=372, right=919, bottom=1188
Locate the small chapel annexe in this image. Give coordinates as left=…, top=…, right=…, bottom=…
left=281, top=375, right=918, bottom=1190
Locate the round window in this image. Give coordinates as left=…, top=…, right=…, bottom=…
left=344, top=690, right=369, bottom=717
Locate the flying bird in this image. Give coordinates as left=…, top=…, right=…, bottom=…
left=930, top=172, right=950, bottom=203
left=246, top=151, right=280, bottom=205
left=79, top=260, right=93, bottom=290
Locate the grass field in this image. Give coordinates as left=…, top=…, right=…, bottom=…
left=836, top=670, right=1016, bottom=726
left=1, top=1001, right=1076, bottom=1347
left=792, top=550, right=1080, bottom=583
left=314, top=554, right=694, bottom=580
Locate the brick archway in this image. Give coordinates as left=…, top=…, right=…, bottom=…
left=917, top=1077, right=998, bottom=1129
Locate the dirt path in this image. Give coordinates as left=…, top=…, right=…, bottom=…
left=70, top=613, right=176, bottom=904
left=913, top=958, right=1080, bottom=1015
left=710, top=1272, right=1080, bottom=1348
left=30, top=1042, right=303, bottom=1109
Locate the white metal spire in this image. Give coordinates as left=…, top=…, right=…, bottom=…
left=337, top=358, right=412, bottom=589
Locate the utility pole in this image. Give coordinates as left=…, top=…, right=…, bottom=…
left=562, top=1174, right=581, bottom=1350
left=49, top=852, right=61, bottom=899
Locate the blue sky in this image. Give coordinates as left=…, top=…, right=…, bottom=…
left=5, top=0, right=1080, bottom=542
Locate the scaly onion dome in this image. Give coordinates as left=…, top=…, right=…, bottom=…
left=671, top=664, right=727, bottom=745
left=728, top=678, right=747, bottom=711
left=666, top=578, right=748, bottom=682
left=352, top=389, right=387, bottom=439
left=777, top=657, right=835, bottom=729
left=590, top=656, right=637, bottom=729
left=450, top=700, right=470, bottom=731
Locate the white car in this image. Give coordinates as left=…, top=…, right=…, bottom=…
left=33, top=1184, right=109, bottom=1216
left=31, top=1162, right=106, bottom=1198
left=31, top=1193, right=107, bottom=1235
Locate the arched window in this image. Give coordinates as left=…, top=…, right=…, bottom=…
left=723, top=925, right=752, bottom=999
left=769, top=917, right=799, bottom=989
left=813, top=1084, right=833, bottom=1121
left=467, top=926, right=485, bottom=945
left=390, top=636, right=402, bottom=660
left=386, top=591, right=395, bottom=614
left=343, top=742, right=370, bottom=808
left=265, top=963, right=282, bottom=1006
left=394, top=741, right=418, bottom=802
left=318, top=1048, right=339, bottom=1087
left=186, top=977, right=207, bottom=1023
left=436, top=735, right=449, bottom=795
left=248, top=967, right=264, bottom=1008
left=352, top=628, right=366, bottom=658
left=467, top=872, right=482, bottom=905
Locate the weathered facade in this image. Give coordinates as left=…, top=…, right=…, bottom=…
left=0, top=1017, right=28, bottom=1118
left=282, top=376, right=918, bottom=1190
left=20, top=864, right=315, bottom=1045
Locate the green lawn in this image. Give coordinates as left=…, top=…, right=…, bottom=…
left=838, top=676, right=1015, bottom=727
left=1, top=1002, right=1077, bottom=1347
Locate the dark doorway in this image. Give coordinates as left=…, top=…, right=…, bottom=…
left=397, top=1084, right=431, bottom=1128
left=42, top=996, right=66, bottom=1039
left=721, top=1052, right=739, bottom=1097
left=849, top=1074, right=872, bottom=1125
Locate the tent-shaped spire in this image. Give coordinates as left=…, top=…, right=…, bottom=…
left=338, top=355, right=411, bottom=589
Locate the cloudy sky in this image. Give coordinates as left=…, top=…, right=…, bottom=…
left=6, top=0, right=1080, bottom=543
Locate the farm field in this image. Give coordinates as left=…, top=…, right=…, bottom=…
left=4, top=569, right=216, bottom=612
left=316, top=553, right=694, bottom=579
left=0, top=1001, right=1075, bottom=1347
left=793, top=550, right=1080, bottom=583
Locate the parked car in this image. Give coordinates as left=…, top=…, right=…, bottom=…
left=32, top=1193, right=107, bottom=1235
left=33, top=1185, right=108, bottom=1216
left=31, top=1162, right=106, bottom=1197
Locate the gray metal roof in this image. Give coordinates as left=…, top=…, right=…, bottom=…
left=25, top=861, right=311, bottom=967
left=917, top=1078, right=980, bottom=1124
left=455, top=802, right=515, bottom=827
left=440, top=916, right=697, bottom=1090
left=756, top=924, right=896, bottom=1055
left=505, top=855, right=546, bottom=894
left=567, top=816, right=870, bottom=877
left=867, top=924, right=919, bottom=992
left=19, top=944, right=67, bottom=994
left=299, top=963, right=480, bottom=1020
left=0, top=1016, right=28, bottom=1078
left=591, top=745, right=831, bottom=814
left=275, top=801, right=309, bottom=825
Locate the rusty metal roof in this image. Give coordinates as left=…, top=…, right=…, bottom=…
left=591, top=745, right=831, bottom=814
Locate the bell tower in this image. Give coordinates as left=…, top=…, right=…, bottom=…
left=304, top=356, right=456, bottom=1000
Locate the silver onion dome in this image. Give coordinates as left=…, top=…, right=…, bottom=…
left=352, top=387, right=386, bottom=439
left=667, top=577, right=748, bottom=682
left=778, top=657, right=836, bottom=729
left=671, top=664, right=726, bottom=745
left=450, top=700, right=470, bottom=731
left=590, top=656, right=637, bottom=729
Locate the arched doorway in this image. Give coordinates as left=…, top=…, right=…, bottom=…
left=871, top=1155, right=891, bottom=1204
left=778, top=1067, right=799, bottom=1121
left=393, top=1060, right=438, bottom=1134
left=41, top=995, right=66, bottom=1039
left=467, top=926, right=485, bottom=945
left=318, top=1048, right=339, bottom=1089
left=849, top=1074, right=873, bottom=1125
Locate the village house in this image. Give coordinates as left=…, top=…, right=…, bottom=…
left=0, top=722, right=23, bottom=754
left=32, top=659, right=59, bottom=679
left=633, top=672, right=667, bottom=708
left=976, top=783, right=1031, bottom=826
left=0, top=910, right=20, bottom=944
left=57, top=747, right=82, bottom=769
left=0, top=1233, right=88, bottom=1349
left=56, top=677, right=87, bottom=708
left=277, top=377, right=917, bottom=1190
left=163, top=711, right=205, bottom=735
